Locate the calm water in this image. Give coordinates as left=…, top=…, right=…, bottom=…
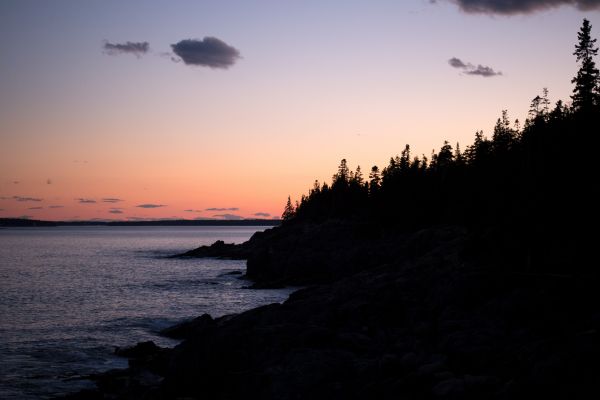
left=0, top=226, right=294, bottom=399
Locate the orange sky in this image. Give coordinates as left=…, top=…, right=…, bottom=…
left=1, top=1, right=598, bottom=220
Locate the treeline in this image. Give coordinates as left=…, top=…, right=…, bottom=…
left=283, top=19, right=600, bottom=273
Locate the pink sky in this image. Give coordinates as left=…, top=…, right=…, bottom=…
left=1, top=1, right=598, bottom=220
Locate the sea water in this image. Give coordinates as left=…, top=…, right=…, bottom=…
left=0, top=226, right=294, bottom=399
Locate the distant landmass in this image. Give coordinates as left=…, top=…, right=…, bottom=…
left=0, top=218, right=281, bottom=227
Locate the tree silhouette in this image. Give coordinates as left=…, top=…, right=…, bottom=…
left=282, top=196, right=295, bottom=221
left=282, top=21, right=598, bottom=272
left=571, top=19, right=599, bottom=112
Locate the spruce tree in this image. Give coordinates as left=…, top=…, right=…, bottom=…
left=571, top=19, right=599, bottom=112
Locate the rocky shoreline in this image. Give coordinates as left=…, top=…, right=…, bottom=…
left=61, top=222, right=600, bottom=399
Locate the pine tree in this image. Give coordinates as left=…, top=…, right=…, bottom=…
left=571, top=19, right=599, bottom=112
left=368, top=165, right=381, bottom=194
left=282, top=196, right=295, bottom=221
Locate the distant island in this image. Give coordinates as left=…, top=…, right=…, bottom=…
left=0, top=218, right=281, bottom=227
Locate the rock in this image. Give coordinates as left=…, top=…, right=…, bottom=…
left=160, top=313, right=214, bottom=339
left=114, top=341, right=161, bottom=358
left=432, top=378, right=465, bottom=397
left=417, top=361, right=445, bottom=376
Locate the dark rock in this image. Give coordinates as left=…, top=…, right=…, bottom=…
left=160, top=313, right=214, bottom=339
left=114, top=341, right=161, bottom=358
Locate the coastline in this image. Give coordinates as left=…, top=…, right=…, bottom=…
left=60, top=222, right=600, bottom=399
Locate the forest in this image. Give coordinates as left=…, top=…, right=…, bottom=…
left=283, top=19, right=600, bottom=274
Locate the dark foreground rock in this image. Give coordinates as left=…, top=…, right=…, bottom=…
left=63, top=224, right=600, bottom=400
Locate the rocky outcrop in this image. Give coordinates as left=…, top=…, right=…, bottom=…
left=66, top=224, right=600, bottom=399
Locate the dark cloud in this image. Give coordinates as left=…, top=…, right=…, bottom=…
left=435, top=0, right=600, bottom=15
left=171, top=37, right=241, bottom=69
left=28, top=206, right=43, bottom=210
left=49, top=205, right=64, bottom=209
left=14, top=196, right=42, bottom=202
left=102, top=198, right=123, bottom=203
left=47, top=179, right=52, bottom=185
left=13, top=181, right=19, bottom=184
left=109, top=209, right=124, bottom=214
left=78, top=198, right=97, bottom=204
left=466, top=64, right=503, bottom=77
left=206, top=207, right=239, bottom=211
left=448, top=57, right=502, bottom=77
left=136, top=204, right=166, bottom=208
left=448, top=57, right=468, bottom=68
left=18, top=215, right=31, bottom=219
left=184, top=209, right=202, bottom=213
left=254, top=212, right=271, bottom=217
left=213, top=213, right=243, bottom=220
left=103, top=41, right=149, bottom=57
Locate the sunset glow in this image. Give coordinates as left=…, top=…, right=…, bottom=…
left=1, top=1, right=598, bottom=221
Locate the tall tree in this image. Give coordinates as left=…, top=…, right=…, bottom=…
left=571, top=19, right=599, bottom=112
left=282, top=196, right=295, bottom=221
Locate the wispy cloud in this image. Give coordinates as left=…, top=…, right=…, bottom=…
left=184, top=209, right=203, bottom=213
left=433, top=0, right=600, bottom=15
left=103, top=40, right=149, bottom=57
left=254, top=212, right=271, bottom=217
left=136, top=204, right=166, bottom=209
left=213, top=213, right=243, bottom=220
left=13, top=196, right=42, bottom=202
left=171, top=37, right=241, bottom=69
left=102, top=198, right=123, bottom=203
left=77, top=198, right=97, bottom=204
left=448, top=57, right=502, bottom=77
left=206, top=207, right=239, bottom=211
left=49, top=205, right=64, bottom=209
left=109, top=209, right=124, bottom=214
left=28, top=206, right=43, bottom=210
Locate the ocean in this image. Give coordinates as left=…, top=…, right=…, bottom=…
left=0, top=226, right=294, bottom=399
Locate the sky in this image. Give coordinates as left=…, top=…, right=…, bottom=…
left=1, top=0, right=599, bottom=221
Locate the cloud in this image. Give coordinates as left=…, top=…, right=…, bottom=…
left=102, top=198, right=123, bottom=203
left=448, top=57, right=502, bottom=77
left=28, top=206, right=43, bottom=210
left=109, top=209, right=124, bottom=214
left=47, top=179, right=52, bottom=185
left=103, top=40, right=149, bottom=57
left=13, top=181, right=19, bottom=184
left=184, top=209, right=203, bottom=213
left=206, top=207, right=239, bottom=211
left=18, top=215, right=31, bottom=219
left=448, top=57, right=468, bottom=68
left=254, top=212, right=271, bottom=217
left=171, top=37, right=241, bottom=69
left=13, top=196, right=42, bottom=202
left=49, top=205, right=64, bottom=208
left=466, top=64, right=503, bottom=77
left=136, top=204, right=166, bottom=208
left=77, top=198, right=97, bottom=204
left=434, top=0, right=600, bottom=15
left=213, top=213, right=243, bottom=220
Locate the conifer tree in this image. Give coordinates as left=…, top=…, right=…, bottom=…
left=282, top=196, right=295, bottom=221
left=571, top=19, right=599, bottom=112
